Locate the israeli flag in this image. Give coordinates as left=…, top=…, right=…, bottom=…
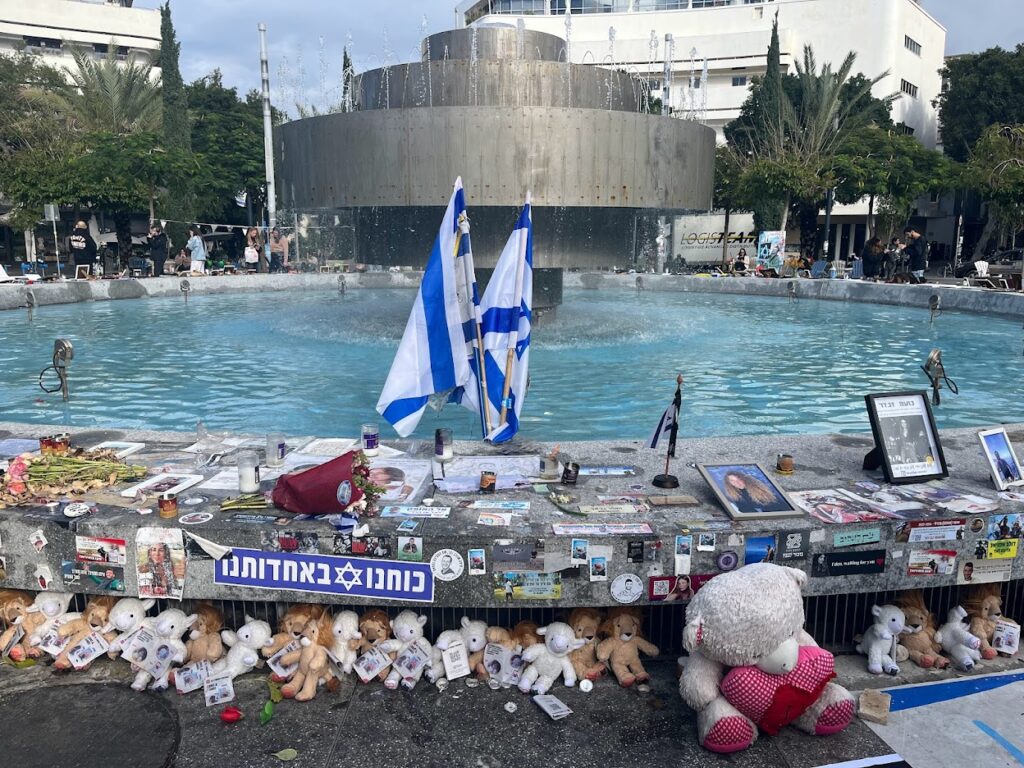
left=477, top=194, right=533, bottom=444
left=648, top=405, right=676, bottom=451
left=376, top=178, right=480, bottom=436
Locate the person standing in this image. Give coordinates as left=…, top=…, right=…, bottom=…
left=269, top=227, right=289, bottom=273
left=904, top=227, right=927, bottom=282
left=69, top=220, right=97, bottom=276
left=186, top=226, right=207, bottom=275
left=148, top=225, right=168, bottom=277
left=243, top=227, right=261, bottom=272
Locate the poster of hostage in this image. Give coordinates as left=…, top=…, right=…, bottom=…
left=135, top=528, right=186, bottom=600
left=871, top=395, right=943, bottom=479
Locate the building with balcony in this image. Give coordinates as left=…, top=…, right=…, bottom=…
left=0, top=0, right=161, bottom=75
left=457, top=0, right=946, bottom=148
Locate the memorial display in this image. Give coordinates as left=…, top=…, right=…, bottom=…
left=864, top=392, right=948, bottom=484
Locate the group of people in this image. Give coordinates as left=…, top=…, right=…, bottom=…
left=859, top=227, right=927, bottom=281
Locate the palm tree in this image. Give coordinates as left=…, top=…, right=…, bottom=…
left=36, top=45, right=161, bottom=134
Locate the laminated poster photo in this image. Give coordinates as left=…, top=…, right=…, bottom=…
left=135, top=527, right=187, bottom=600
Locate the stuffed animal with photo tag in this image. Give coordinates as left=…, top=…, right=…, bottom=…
left=357, top=609, right=395, bottom=682
left=458, top=617, right=488, bottom=679
left=964, top=584, right=1018, bottom=660
left=213, top=615, right=275, bottom=680
left=0, top=590, right=36, bottom=660
left=20, top=592, right=77, bottom=661
left=104, top=597, right=156, bottom=660
left=281, top=612, right=334, bottom=701
left=183, top=601, right=225, bottom=665
left=130, top=609, right=197, bottom=691
left=379, top=610, right=431, bottom=690
left=263, top=603, right=326, bottom=664
left=54, top=596, right=117, bottom=670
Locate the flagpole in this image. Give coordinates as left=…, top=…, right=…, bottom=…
left=458, top=213, right=493, bottom=437
left=653, top=374, right=683, bottom=489
left=496, top=193, right=531, bottom=433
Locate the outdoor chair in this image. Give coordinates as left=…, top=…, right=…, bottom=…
left=849, top=259, right=864, bottom=279
left=808, top=260, right=829, bottom=279
left=0, top=264, right=16, bottom=283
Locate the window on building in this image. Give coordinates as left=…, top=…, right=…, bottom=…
left=897, top=123, right=916, bottom=136
left=732, top=76, right=748, bottom=87
left=23, top=36, right=62, bottom=53
left=904, top=35, right=921, bottom=56
left=689, top=76, right=702, bottom=89
left=900, top=79, right=918, bottom=98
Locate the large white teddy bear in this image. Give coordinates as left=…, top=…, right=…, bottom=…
left=330, top=611, right=362, bottom=675
left=933, top=606, right=983, bottom=671
left=517, top=621, right=586, bottom=695
left=103, top=597, right=156, bottom=659
left=131, top=609, right=197, bottom=691
left=679, top=564, right=855, bottom=754
left=213, top=615, right=275, bottom=679
left=380, top=610, right=430, bottom=690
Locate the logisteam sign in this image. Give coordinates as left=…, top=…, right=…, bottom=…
left=215, top=548, right=434, bottom=603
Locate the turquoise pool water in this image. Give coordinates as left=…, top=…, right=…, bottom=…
left=1, top=288, right=1021, bottom=441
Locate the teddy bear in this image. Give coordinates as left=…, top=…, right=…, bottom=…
left=54, top=596, right=118, bottom=670
left=0, top=589, right=36, bottom=660
left=357, top=608, right=395, bottom=682
left=131, top=609, right=198, bottom=691
left=964, top=584, right=1017, bottom=659
left=330, top=611, right=362, bottom=675
left=679, top=563, right=855, bottom=754
left=263, top=603, right=326, bottom=659
left=20, top=592, right=77, bottom=661
left=894, top=591, right=949, bottom=669
left=458, top=617, right=489, bottom=679
left=379, top=610, right=431, bottom=690
left=281, top=612, right=334, bottom=701
left=427, top=629, right=465, bottom=686
left=214, top=615, right=275, bottom=680
left=104, top=597, right=156, bottom=659
left=486, top=626, right=517, bottom=651
left=596, top=607, right=658, bottom=687
left=517, top=621, right=586, bottom=695
left=855, top=605, right=907, bottom=676
left=566, top=608, right=607, bottom=682
left=933, top=606, right=983, bottom=671
left=183, top=602, right=225, bottom=665
left=511, top=620, right=541, bottom=649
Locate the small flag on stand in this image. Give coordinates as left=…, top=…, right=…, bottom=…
left=652, top=375, right=683, bottom=488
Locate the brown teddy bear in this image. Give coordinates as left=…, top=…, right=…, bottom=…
left=894, top=591, right=949, bottom=669
left=54, top=596, right=117, bottom=671
left=596, top=607, right=659, bottom=687
left=184, top=602, right=225, bottom=665
left=263, top=603, right=326, bottom=659
left=567, top=608, right=606, bottom=682
left=0, top=590, right=34, bottom=658
left=281, top=612, right=333, bottom=701
left=511, top=620, right=542, bottom=649
left=965, top=584, right=1017, bottom=659
left=358, top=608, right=394, bottom=681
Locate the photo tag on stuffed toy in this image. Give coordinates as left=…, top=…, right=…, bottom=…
left=37, top=621, right=72, bottom=657
left=441, top=639, right=471, bottom=680
left=354, top=645, right=393, bottom=683
left=175, top=660, right=212, bottom=693
left=123, top=626, right=174, bottom=678
left=993, top=620, right=1020, bottom=655
left=203, top=671, right=235, bottom=707
left=392, top=637, right=431, bottom=681
left=68, top=631, right=110, bottom=670
left=482, top=642, right=511, bottom=682
left=533, top=694, right=573, bottom=720
left=2, top=624, right=24, bottom=658
left=266, top=639, right=301, bottom=679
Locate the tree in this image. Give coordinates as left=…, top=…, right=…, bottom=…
left=936, top=46, right=1024, bottom=163
left=962, top=124, right=1024, bottom=252
left=186, top=72, right=266, bottom=225
left=159, top=1, right=193, bottom=230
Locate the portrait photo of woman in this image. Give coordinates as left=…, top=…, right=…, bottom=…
left=699, top=463, right=800, bottom=520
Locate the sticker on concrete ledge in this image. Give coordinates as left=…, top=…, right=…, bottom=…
left=610, top=573, right=643, bottom=604
left=430, top=549, right=464, bottom=581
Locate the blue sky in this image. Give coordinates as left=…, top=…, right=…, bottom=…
left=144, top=0, right=1022, bottom=106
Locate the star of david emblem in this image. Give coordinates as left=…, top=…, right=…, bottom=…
left=334, top=562, right=363, bottom=591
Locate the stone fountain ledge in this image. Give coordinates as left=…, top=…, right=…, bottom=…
left=0, top=420, right=1022, bottom=607
left=2, top=271, right=1023, bottom=317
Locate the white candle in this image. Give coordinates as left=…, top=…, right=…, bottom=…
left=237, top=451, right=260, bottom=493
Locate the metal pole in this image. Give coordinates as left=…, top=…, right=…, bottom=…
left=51, top=218, right=60, bottom=278
left=258, top=23, right=277, bottom=230
left=293, top=211, right=300, bottom=266
left=823, top=188, right=834, bottom=262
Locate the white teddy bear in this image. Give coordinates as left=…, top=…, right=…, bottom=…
left=131, top=609, right=197, bottom=691
left=679, top=564, right=855, bottom=754
left=856, top=605, right=907, bottom=676
left=330, top=611, right=362, bottom=675
left=380, top=610, right=430, bottom=690
left=428, top=629, right=465, bottom=686
left=459, top=617, right=488, bottom=679
left=517, top=621, right=585, bottom=695
left=25, top=592, right=77, bottom=649
left=103, top=597, right=156, bottom=659
left=933, top=606, right=983, bottom=671
left=214, top=615, right=275, bottom=680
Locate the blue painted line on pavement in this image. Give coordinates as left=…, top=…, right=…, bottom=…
left=886, top=671, right=1024, bottom=712
left=974, top=720, right=1024, bottom=766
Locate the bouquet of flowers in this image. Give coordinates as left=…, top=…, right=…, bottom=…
left=271, top=450, right=385, bottom=516
left=0, top=450, right=146, bottom=507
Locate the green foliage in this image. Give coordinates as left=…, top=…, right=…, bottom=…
left=936, top=46, right=1024, bottom=163
left=962, top=124, right=1024, bottom=238
left=160, top=2, right=190, bottom=153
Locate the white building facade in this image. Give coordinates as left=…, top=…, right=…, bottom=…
left=458, top=0, right=946, bottom=148
left=0, top=0, right=161, bottom=74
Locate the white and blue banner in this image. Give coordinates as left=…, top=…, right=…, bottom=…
left=215, top=548, right=434, bottom=603
left=376, top=177, right=480, bottom=436
left=476, top=194, right=533, bottom=443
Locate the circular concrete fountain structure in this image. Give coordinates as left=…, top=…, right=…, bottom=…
left=276, top=27, right=715, bottom=268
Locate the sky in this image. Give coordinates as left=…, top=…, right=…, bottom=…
left=138, top=0, right=1023, bottom=108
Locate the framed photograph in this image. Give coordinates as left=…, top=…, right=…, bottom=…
left=75, top=265, right=90, bottom=280
left=119, top=473, right=204, bottom=498
left=978, top=428, right=1024, bottom=491
left=864, top=391, right=948, bottom=484
left=697, top=463, right=802, bottom=520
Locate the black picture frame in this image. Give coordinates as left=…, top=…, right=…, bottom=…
left=696, top=462, right=802, bottom=521
left=864, top=391, right=948, bottom=484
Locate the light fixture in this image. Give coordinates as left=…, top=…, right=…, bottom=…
left=921, top=348, right=958, bottom=406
